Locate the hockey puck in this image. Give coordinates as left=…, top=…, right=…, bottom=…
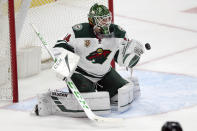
left=161, top=121, right=183, bottom=131
left=145, top=43, right=151, bottom=50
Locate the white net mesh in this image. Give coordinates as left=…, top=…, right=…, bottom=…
left=0, top=0, right=110, bottom=101
left=0, top=0, right=12, bottom=100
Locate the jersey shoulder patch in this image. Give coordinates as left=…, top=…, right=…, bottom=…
left=72, top=23, right=95, bottom=38
left=110, top=24, right=126, bottom=38
left=72, top=24, right=83, bottom=31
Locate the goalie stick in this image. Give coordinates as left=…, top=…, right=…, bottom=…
left=30, top=23, right=123, bottom=122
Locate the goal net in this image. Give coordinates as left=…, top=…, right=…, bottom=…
left=0, top=0, right=113, bottom=103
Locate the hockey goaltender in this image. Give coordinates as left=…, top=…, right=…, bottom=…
left=34, top=3, right=145, bottom=118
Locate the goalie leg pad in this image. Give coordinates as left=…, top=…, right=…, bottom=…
left=111, top=83, right=134, bottom=112
left=36, top=91, right=52, bottom=116
left=52, top=91, right=111, bottom=117
left=118, top=83, right=134, bottom=112
left=36, top=90, right=111, bottom=117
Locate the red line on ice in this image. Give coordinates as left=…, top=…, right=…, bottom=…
left=138, top=45, right=197, bottom=66
left=183, top=7, right=197, bottom=14
left=116, top=14, right=197, bottom=33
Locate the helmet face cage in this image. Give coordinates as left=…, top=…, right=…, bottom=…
left=88, top=3, right=112, bottom=34
left=94, top=13, right=112, bottom=28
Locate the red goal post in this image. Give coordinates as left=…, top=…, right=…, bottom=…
left=8, top=0, right=18, bottom=103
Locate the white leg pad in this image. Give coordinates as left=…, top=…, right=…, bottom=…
left=37, top=91, right=52, bottom=116
left=37, top=90, right=111, bottom=117
left=118, top=83, right=134, bottom=112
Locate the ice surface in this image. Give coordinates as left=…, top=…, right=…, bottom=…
left=1, top=0, right=197, bottom=130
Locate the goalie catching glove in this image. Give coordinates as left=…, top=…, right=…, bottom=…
left=117, top=39, right=144, bottom=68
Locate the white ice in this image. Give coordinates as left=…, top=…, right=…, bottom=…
left=1, top=0, right=197, bottom=130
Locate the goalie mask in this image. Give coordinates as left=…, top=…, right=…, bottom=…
left=88, top=3, right=112, bottom=35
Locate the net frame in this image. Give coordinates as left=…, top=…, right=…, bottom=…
left=8, top=0, right=18, bottom=103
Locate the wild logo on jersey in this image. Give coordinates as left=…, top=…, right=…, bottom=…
left=86, top=48, right=111, bottom=64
